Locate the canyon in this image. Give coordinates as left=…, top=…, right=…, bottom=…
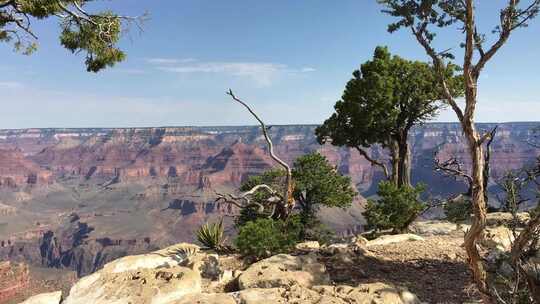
left=0, top=123, right=538, bottom=299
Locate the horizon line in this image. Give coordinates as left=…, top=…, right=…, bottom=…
left=1, top=121, right=539, bottom=132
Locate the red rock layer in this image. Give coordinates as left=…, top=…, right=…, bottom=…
left=0, top=148, right=52, bottom=188
left=0, top=261, right=30, bottom=303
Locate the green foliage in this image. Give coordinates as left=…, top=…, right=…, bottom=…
left=444, top=196, right=472, bottom=223
left=235, top=218, right=302, bottom=259
left=316, top=47, right=462, bottom=186
left=363, top=181, right=426, bottom=232
left=293, top=153, right=356, bottom=227
left=196, top=219, right=226, bottom=250
left=497, top=170, right=528, bottom=213
left=235, top=153, right=356, bottom=235
left=0, top=1, right=134, bottom=71
left=316, top=46, right=462, bottom=151
left=302, top=222, right=336, bottom=245
left=60, top=12, right=125, bottom=72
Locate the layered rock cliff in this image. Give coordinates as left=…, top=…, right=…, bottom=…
left=0, top=261, right=29, bottom=303
left=0, top=123, right=538, bottom=280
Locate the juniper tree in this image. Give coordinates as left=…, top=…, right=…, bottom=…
left=316, top=46, right=462, bottom=188
left=0, top=0, right=144, bottom=72
left=378, top=0, right=540, bottom=301
left=232, top=152, right=356, bottom=237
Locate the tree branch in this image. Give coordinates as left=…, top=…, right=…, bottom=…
left=434, top=154, right=474, bottom=188
left=226, top=89, right=295, bottom=216
left=411, top=26, right=465, bottom=122
left=354, top=146, right=390, bottom=179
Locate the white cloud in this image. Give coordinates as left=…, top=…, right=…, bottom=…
left=300, top=67, right=317, bottom=73
left=0, top=81, right=23, bottom=89
left=148, top=58, right=316, bottom=87
left=146, top=58, right=197, bottom=65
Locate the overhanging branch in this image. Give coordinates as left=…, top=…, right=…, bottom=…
left=355, top=146, right=389, bottom=179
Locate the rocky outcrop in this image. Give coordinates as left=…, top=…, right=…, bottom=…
left=34, top=214, right=157, bottom=276
left=63, top=266, right=201, bottom=304
left=0, top=148, right=52, bottom=188
left=0, top=202, right=17, bottom=216
left=22, top=241, right=422, bottom=304
left=19, top=291, right=62, bottom=304
left=237, top=254, right=330, bottom=289
left=366, top=234, right=425, bottom=247
left=0, top=261, right=30, bottom=303
left=235, top=283, right=419, bottom=304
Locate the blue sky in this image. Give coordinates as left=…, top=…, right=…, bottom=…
left=1, top=0, right=539, bottom=129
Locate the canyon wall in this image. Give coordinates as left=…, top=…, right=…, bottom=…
left=0, top=123, right=538, bottom=277
left=0, top=261, right=29, bottom=303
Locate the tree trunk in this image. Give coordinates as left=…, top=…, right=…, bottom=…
left=512, top=212, right=540, bottom=302
left=463, top=127, right=490, bottom=298
left=389, top=140, right=399, bottom=186
left=396, top=133, right=411, bottom=188
left=461, top=84, right=491, bottom=301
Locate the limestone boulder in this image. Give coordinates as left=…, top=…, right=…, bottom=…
left=236, top=286, right=332, bottom=304
left=19, top=291, right=62, bottom=304
left=351, top=235, right=369, bottom=247
left=100, top=252, right=180, bottom=274
left=236, top=283, right=420, bottom=304
left=480, top=226, right=514, bottom=251
left=63, top=266, right=201, bottom=304
left=295, top=241, right=320, bottom=252
left=321, top=243, right=350, bottom=255
left=367, top=234, right=425, bottom=247
left=237, top=254, right=330, bottom=289
left=313, top=283, right=420, bottom=304
left=485, top=212, right=530, bottom=227
left=410, top=221, right=469, bottom=236
left=169, top=293, right=236, bottom=304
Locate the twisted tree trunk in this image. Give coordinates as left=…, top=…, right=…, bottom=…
left=389, top=140, right=400, bottom=186
left=396, top=132, right=412, bottom=188
left=462, top=120, right=490, bottom=300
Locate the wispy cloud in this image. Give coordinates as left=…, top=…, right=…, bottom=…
left=0, top=81, right=23, bottom=89
left=146, top=58, right=197, bottom=65
left=113, top=68, right=147, bottom=75
left=147, top=58, right=315, bottom=87
left=300, top=67, right=317, bottom=73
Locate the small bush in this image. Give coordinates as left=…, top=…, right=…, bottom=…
left=303, top=222, right=336, bottom=245
left=235, top=218, right=302, bottom=259
left=363, top=181, right=426, bottom=233
left=444, top=195, right=472, bottom=224
left=197, top=219, right=226, bottom=250
left=234, top=205, right=268, bottom=228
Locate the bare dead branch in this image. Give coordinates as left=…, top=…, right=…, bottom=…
left=226, top=89, right=295, bottom=215
left=355, top=146, right=390, bottom=179
left=434, top=154, right=474, bottom=187
left=410, top=26, right=465, bottom=122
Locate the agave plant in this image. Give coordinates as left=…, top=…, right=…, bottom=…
left=197, top=219, right=226, bottom=251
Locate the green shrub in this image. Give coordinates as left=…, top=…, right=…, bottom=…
left=363, top=181, right=426, bottom=233
left=303, top=222, right=336, bottom=245
left=444, top=195, right=472, bottom=224
left=235, top=218, right=302, bottom=259
left=197, top=219, right=226, bottom=250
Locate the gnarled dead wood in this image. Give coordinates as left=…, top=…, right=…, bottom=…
left=216, top=89, right=294, bottom=219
